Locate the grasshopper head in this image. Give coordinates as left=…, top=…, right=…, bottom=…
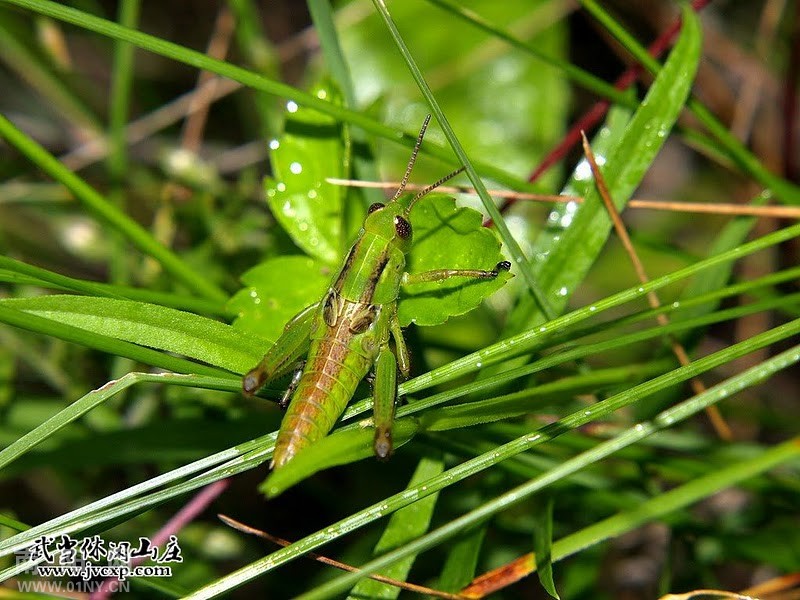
left=363, top=199, right=413, bottom=250
left=359, top=115, right=463, bottom=253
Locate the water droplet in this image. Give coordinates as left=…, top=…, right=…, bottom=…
left=286, top=100, right=298, bottom=113
left=672, top=301, right=680, bottom=308
left=574, top=160, right=593, bottom=181
left=557, top=287, right=568, bottom=297
left=277, top=182, right=286, bottom=192
left=475, top=361, right=482, bottom=368
left=282, top=200, right=295, bottom=217
left=269, top=139, right=280, bottom=150
left=637, top=287, right=645, bottom=293
left=308, top=189, right=317, bottom=199
left=589, top=305, right=597, bottom=312
left=289, top=161, right=302, bottom=175
left=539, top=326, right=547, bottom=333
left=298, top=221, right=309, bottom=232
left=316, top=89, right=328, bottom=100
left=557, top=201, right=580, bottom=228
left=249, top=290, right=258, bottom=298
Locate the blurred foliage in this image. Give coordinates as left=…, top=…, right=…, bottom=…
left=0, top=1, right=798, bottom=599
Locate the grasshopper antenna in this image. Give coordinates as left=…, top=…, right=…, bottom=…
left=391, top=114, right=431, bottom=201
left=409, top=165, right=466, bottom=207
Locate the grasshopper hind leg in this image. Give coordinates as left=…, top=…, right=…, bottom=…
left=372, top=344, right=398, bottom=460
left=242, top=302, right=317, bottom=396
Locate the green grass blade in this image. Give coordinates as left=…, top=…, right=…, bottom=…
left=510, top=5, right=701, bottom=333
left=426, top=0, right=637, bottom=110
left=0, top=257, right=232, bottom=314
left=579, top=0, right=800, bottom=203
left=347, top=456, right=444, bottom=600
left=292, top=343, right=800, bottom=599
left=0, top=372, right=237, bottom=470
left=437, top=526, right=486, bottom=592
left=0, top=304, right=235, bottom=379
left=0, top=113, right=228, bottom=303
left=369, top=0, right=552, bottom=317
left=552, top=435, right=800, bottom=564
left=107, top=0, right=139, bottom=182
left=0, top=296, right=265, bottom=373
left=533, top=495, right=559, bottom=598
left=0, top=255, right=124, bottom=298
left=0, top=0, right=532, bottom=195
left=307, top=0, right=356, bottom=109
left=183, top=319, right=800, bottom=598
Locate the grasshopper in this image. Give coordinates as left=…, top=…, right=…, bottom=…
left=243, top=116, right=510, bottom=469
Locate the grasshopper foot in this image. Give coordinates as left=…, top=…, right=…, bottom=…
left=242, top=369, right=265, bottom=396
left=492, top=260, right=511, bottom=275
left=373, top=427, right=393, bottom=461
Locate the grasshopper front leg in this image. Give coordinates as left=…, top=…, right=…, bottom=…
left=402, top=260, right=511, bottom=286
left=242, top=301, right=318, bottom=396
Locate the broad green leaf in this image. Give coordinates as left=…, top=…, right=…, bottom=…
left=348, top=456, right=444, bottom=600
left=234, top=195, right=512, bottom=334
left=265, top=81, right=349, bottom=265
left=399, top=194, right=512, bottom=327
left=0, top=296, right=265, bottom=373
left=262, top=417, right=419, bottom=498
left=228, top=255, right=331, bottom=342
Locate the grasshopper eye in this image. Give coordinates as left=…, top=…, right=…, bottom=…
left=394, top=216, right=412, bottom=239
left=368, top=202, right=385, bottom=214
